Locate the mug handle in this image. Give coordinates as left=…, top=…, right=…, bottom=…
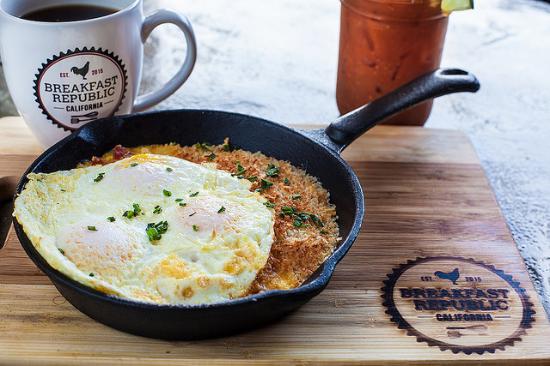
left=133, top=9, right=197, bottom=112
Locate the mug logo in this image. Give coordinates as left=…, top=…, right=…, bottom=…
left=33, top=47, right=127, bottom=131
left=382, top=256, right=535, bottom=354
left=434, top=267, right=459, bottom=284
left=71, top=61, right=90, bottom=80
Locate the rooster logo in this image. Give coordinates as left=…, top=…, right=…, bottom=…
left=70, top=61, right=90, bottom=80
left=434, top=268, right=460, bottom=284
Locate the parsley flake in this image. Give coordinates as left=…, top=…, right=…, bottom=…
left=153, top=205, right=162, bottom=214
left=218, top=206, right=226, bottom=213
left=222, top=141, right=238, bottom=152
left=123, top=203, right=142, bottom=219
left=280, top=206, right=324, bottom=229
left=247, top=176, right=258, bottom=182
left=232, top=162, right=246, bottom=178
left=189, top=191, right=199, bottom=197
left=281, top=206, right=296, bottom=216
left=284, top=178, right=290, bottom=185
left=175, top=198, right=183, bottom=202
left=146, top=221, right=168, bottom=242
left=194, top=142, right=212, bottom=151
left=163, top=189, right=172, bottom=197
left=93, top=172, right=105, bottom=182
left=58, top=248, right=65, bottom=255
left=89, top=273, right=95, bottom=277
left=87, top=226, right=97, bottom=231
left=206, top=152, right=216, bottom=161
left=259, top=179, right=273, bottom=191
left=107, top=216, right=116, bottom=222
left=132, top=203, right=142, bottom=215
left=192, top=225, right=199, bottom=232
left=266, top=164, right=280, bottom=177
left=310, top=214, right=324, bottom=227
left=166, top=167, right=173, bottom=172
left=130, top=163, right=138, bottom=167
left=123, top=210, right=135, bottom=219
left=263, top=201, right=275, bottom=208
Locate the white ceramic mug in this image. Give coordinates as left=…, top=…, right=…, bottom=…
left=0, top=0, right=197, bottom=147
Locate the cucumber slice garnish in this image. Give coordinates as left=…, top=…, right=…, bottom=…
left=441, top=0, right=474, bottom=13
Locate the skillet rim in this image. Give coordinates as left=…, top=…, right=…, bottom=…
left=13, top=109, right=365, bottom=310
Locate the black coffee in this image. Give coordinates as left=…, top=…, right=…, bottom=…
left=21, top=4, right=117, bottom=22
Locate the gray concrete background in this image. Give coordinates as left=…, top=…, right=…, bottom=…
left=1, top=0, right=550, bottom=314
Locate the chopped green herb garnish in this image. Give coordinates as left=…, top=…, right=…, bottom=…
left=189, top=212, right=196, bottom=217
left=175, top=198, right=183, bottom=202
left=146, top=227, right=159, bottom=241
left=87, top=226, right=97, bottom=231
left=156, top=221, right=169, bottom=234
left=133, top=203, right=142, bottom=215
left=291, top=194, right=301, bottom=200
left=280, top=207, right=323, bottom=229
left=107, top=216, right=116, bottom=222
left=60, top=188, right=66, bottom=192
left=320, top=230, right=328, bottom=235
left=123, top=210, right=135, bottom=219
left=189, top=191, right=199, bottom=197
left=166, top=167, right=173, bottom=172
left=247, top=176, right=258, bottom=182
left=222, top=141, right=238, bottom=152
left=206, top=152, right=216, bottom=161
left=266, top=164, right=280, bottom=177
left=281, top=206, right=296, bottom=216
left=263, top=201, right=276, bottom=208
left=130, top=163, right=138, bottom=167
left=259, top=179, right=273, bottom=191
left=192, top=225, right=199, bottom=232
left=284, top=178, right=290, bottom=185
left=163, top=189, right=172, bottom=197
left=123, top=203, right=142, bottom=219
left=146, top=221, right=168, bottom=242
left=218, top=206, right=226, bottom=213
left=89, top=273, right=95, bottom=277
left=153, top=205, right=162, bottom=214
left=194, top=142, right=212, bottom=151
left=310, top=214, right=324, bottom=227
left=93, top=172, right=105, bottom=182
left=179, top=202, right=187, bottom=207
left=232, top=162, right=246, bottom=178
left=58, top=248, right=65, bottom=255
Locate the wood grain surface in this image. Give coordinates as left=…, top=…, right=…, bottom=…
left=1, top=117, right=549, bottom=365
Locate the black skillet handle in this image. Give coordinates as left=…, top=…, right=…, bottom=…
left=324, top=68, right=480, bottom=151
left=0, top=176, right=17, bottom=249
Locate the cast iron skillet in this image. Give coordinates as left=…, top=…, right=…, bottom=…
left=13, top=68, right=479, bottom=340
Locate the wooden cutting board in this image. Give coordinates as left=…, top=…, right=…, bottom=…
left=1, top=117, right=550, bottom=365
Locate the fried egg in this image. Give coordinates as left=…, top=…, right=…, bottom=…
left=14, top=154, right=275, bottom=305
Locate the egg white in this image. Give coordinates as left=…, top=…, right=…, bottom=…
left=14, top=154, right=275, bottom=305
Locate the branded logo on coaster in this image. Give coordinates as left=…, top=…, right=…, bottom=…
left=33, top=47, right=128, bottom=131
left=382, top=256, right=535, bottom=354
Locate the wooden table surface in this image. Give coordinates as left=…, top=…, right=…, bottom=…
left=1, top=117, right=549, bottom=365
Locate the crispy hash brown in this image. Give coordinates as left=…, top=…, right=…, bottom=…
left=84, top=140, right=339, bottom=294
